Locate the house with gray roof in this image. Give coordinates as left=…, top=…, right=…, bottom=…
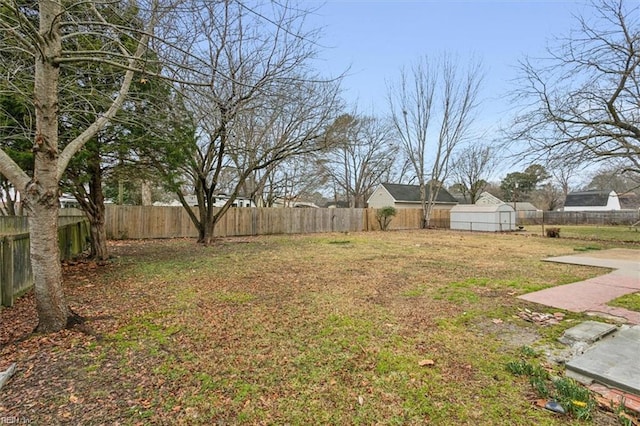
left=475, top=191, right=539, bottom=212
left=563, top=190, right=621, bottom=211
left=367, top=183, right=458, bottom=210
left=618, top=192, right=640, bottom=210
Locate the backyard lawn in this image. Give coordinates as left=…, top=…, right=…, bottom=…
left=0, top=229, right=638, bottom=425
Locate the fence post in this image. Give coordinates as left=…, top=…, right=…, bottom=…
left=1, top=236, right=15, bottom=307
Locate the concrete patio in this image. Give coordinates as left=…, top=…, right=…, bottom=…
left=519, top=248, right=640, bottom=324
left=518, top=249, right=640, bottom=400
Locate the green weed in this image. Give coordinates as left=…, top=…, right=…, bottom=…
left=608, top=292, right=640, bottom=312
left=506, top=353, right=597, bottom=421
left=553, top=377, right=595, bottom=420
left=573, top=245, right=602, bottom=252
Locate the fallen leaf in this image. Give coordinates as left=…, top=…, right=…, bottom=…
left=357, top=395, right=364, bottom=406
left=491, top=318, right=503, bottom=324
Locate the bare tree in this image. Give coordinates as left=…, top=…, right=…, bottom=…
left=511, top=0, right=640, bottom=176
left=585, top=164, right=640, bottom=192
left=388, top=54, right=483, bottom=226
left=450, top=143, right=497, bottom=203
left=545, top=156, right=587, bottom=201
left=157, top=0, right=341, bottom=244
left=531, top=182, right=563, bottom=211
left=320, top=113, right=399, bottom=208
left=251, top=155, right=327, bottom=207
left=230, top=100, right=337, bottom=210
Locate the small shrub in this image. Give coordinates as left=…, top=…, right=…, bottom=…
left=546, top=227, right=561, bottom=238
left=553, top=377, right=595, bottom=420
left=505, top=360, right=547, bottom=379
left=376, top=206, right=397, bottom=231
left=520, top=345, right=538, bottom=358
left=506, top=357, right=597, bottom=421
left=530, top=375, right=551, bottom=398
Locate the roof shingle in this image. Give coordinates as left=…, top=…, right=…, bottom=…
left=382, top=183, right=458, bottom=203
left=564, top=190, right=612, bottom=207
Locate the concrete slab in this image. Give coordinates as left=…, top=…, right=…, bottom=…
left=544, top=248, right=640, bottom=272
left=544, top=255, right=639, bottom=272
left=558, top=321, right=618, bottom=346
left=518, top=273, right=640, bottom=323
left=518, top=249, right=640, bottom=324
left=566, top=326, right=640, bottom=396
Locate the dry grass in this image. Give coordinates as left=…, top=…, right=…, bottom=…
left=1, top=229, right=635, bottom=425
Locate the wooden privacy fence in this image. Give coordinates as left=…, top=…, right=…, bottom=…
left=365, top=208, right=450, bottom=231
left=518, top=210, right=639, bottom=226
left=105, top=206, right=452, bottom=239
left=0, top=216, right=29, bottom=234
left=1, top=218, right=89, bottom=307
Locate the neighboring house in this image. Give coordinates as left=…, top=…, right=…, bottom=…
left=60, top=193, right=114, bottom=209
left=563, top=190, right=621, bottom=211
left=325, top=200, right=350, bottom=208
left=59, top=194, right=81, bottom=209
left=618, top=192, right=640, bottom=210
left=291, top=201, right=319, bottom=208
left=475, top=191, right=539, bottom=212
left=154, top=194, right=256, bottom=208
left=272, top=198, right=319, bottom=208
left=367, top=183, right=458, bottom=210
left=475, top=191, right=503, bottom=206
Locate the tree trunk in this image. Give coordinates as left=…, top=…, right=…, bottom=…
left=419, top=183, right=428, bottom=228
left=89, top=205, right=108, bottom=260
left=28, top=198, right=70, bottom=332
left=202, top=219, right=216, bottom=246
left=27, top=0, right=70, bottom=332
left=141, top=180, right=152, bottom=206
left=87, top=144, right=108, bottom=260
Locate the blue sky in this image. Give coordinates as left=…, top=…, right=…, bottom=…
left=308, top=0, right=591, bottom=133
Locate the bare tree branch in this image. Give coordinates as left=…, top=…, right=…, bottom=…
left=509, top=0, right=640, bottom=175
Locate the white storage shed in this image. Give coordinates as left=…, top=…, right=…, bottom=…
left=450, top=204, right=516, bottom=232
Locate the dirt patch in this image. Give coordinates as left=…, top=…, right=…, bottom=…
left=472, top=319, right=541, bottom=350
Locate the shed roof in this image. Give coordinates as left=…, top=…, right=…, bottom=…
left=564, top=190, right=614, bottom=207
left=451, top=204, right=514, bottom=213
left=381, top=183, right=458, bottom=204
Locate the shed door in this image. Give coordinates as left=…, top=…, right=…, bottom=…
left=499, top=211, right=511, bottom=231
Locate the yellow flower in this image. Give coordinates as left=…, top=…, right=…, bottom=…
left=571, top=400, right=587, bottom=408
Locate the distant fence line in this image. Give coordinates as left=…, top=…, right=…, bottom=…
left=2, top=207, right=637, bottom=242
left=518, top=210, right=639, bottom=226
left=104, top=206, right=450, bottom=239
left=1, top=219, right=89, bottom=307
left=100, top=206, right=639, bottom=239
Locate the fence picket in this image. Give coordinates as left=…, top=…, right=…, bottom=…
left=0, top=219, right=89, bottom=307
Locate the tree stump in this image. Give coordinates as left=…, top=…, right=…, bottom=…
left=546, top=227, right=560, bottom=238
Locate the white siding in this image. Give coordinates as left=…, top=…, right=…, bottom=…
left=367, top=186, right=396, bottom=209
left=450, top=204, right=515, bottom=232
